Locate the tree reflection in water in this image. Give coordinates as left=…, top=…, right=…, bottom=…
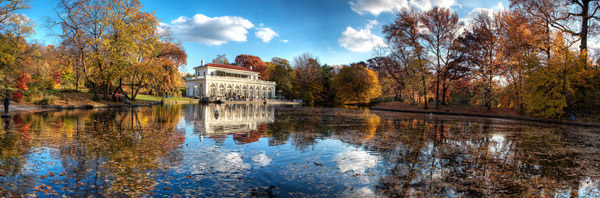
left=0, top=105, right=184, bottom=197
left=0, top=104, right=598, bottom=197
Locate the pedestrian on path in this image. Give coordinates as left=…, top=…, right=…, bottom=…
left=3, top=96, right=9, bottom=114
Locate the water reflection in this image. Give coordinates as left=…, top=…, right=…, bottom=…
left=185, top=104, right=274, bottom=145
left=0, top=105, right=598, bottom=197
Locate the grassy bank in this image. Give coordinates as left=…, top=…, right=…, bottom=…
left=14, top=89, right=196, bottom=106
left=136, top=94, right=197, bottom=103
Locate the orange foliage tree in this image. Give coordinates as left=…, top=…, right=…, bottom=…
left=234, top=54, right=269, bottom=79
left=333, top=62, right=381, bottom=103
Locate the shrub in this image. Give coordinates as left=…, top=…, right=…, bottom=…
left=12, top=90, right=23, bottom=103
left=35, top=98, right=50, bottom=105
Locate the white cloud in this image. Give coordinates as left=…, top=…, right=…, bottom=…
left=409, top=0, right=456, bottom=11
left=174, top=148, right=251, bottom=176
left=342, top=187, right=377, bottom=198
left=339, top=20, right=387, bottom=52
left=255, top=27, right=279, bottom=43
left=349, top=0, right=456, bottom=15
left=334, top=150, right=379, bottom=174
left=160, top=14, right=255, bottom=45
left=251, top=153, right=272, bottom=166
left=350, top=0, right=408, bottom=15
left=281, top=39, right=289, bottom=43
left=459, top=2, right=504, bottom=31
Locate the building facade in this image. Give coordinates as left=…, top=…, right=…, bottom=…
left=185, top=63, right=276, bottom=99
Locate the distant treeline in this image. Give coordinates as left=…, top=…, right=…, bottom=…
left=214, top=53, right=381, bottom=105
left=366, top=2, right=600, bottom=119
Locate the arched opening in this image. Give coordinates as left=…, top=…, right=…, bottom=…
left=218, top=84, right=225, bottom=96
left=210, top=84, right=217, bottom=97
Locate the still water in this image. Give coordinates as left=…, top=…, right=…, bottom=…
left=0, top=104, right=599, bottom=197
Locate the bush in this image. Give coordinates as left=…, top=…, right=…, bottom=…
left=35, top=98, right=50, bottom=105
left=12, top=90, right=23, bottom=103
left=33, top=95, right=57, bottom=106
left=180, top=88, right=186, bottom=97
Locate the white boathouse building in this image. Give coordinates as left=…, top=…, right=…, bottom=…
left=185, top=62, right=277, bottom=99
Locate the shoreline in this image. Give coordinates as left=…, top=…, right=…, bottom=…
left=2, top=101, right=162, bottom=117
left=371, top=106, right=600, bottom=128
left=2, top=100, right=301, bottom=116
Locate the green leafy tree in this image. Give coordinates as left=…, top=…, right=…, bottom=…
left=267, top=57, right=294, bottom=98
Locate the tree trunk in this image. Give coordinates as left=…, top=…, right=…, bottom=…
left=435, top=75, right=440, bottom=109
left=75, top=62, right=79, bottom=91
left=441, top=76, right=447, bottom=105
left=487, top=75, right=492, bottom=111
left=104, top=83, right=109, bottom=101
left=79, top=50, right=98, bottom=100
left=580, top=0, right=589, bottom=55
left=422, top=74, right=428, bottom=109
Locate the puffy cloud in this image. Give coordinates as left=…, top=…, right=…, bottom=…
left=255, top=27, right=279, bottom=43
left=350, top=0, right=408, bottom=15
left=338, top=20, right=387, bottom=52
left=459, top=2, right=504, bottom=31
left=409, top=0, right=456, bottom=11
left=281, top=39, right=289, bottom=43
left=187, top=152, right=250, bottom=174
left=334, top=150, right=379, bottom=174
left=349, top=0, right=456, bottom=15
left=161, top=14, right=255, bottom=45
left=342, top=187, right=377, bottom=198
left=251, top=153, right=272, bottom=167
left=173, top=146, right=251, bottom=176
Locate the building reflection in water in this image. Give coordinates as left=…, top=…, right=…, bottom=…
left=185, top=104, right=275, bottom=144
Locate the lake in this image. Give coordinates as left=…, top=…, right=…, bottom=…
left=0, top=104, right=599, bottom=197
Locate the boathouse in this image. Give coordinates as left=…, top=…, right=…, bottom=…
left=185, top=61, right=277, bottom=99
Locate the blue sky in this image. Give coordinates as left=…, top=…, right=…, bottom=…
left=21, top=0, right=508, bottom=74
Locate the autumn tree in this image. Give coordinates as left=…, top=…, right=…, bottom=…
left=525, top=33, right=588, bottom=118
left=440, top=46, right=471, bottom=105
left=235, top=54, right=269, bottom=79
left=55, top=0, right=186, bottom=100
left=367, top=56, right=406, bottom=99
left=39, top=45, right=77, bottom=89
left=54, top=0, right=104, bottom=98
left=384, top=9, right=431, bottom=108
left=333, top=62, right=381, bottom=103
left=144, top=42, right=187, bottom=97
left=456, top=11, right=502, bottom=110
left=267, top=57, right=294, bottom=98
left=420, top=7, right=461, bottom=109
left=510, top=0, right=600, bottom=58
left=292, top=53, right=324, bottom=105
left=496, top=11, right=543, bottom=111
left=0, top=0, right=33, bottom=95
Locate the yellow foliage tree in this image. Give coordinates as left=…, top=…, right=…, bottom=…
left=525, top=33, right=587, bottom=118
left=333, top=63, right=382, bottom=103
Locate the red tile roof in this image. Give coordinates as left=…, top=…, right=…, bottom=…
left=197, top=63, right=255, bottom=72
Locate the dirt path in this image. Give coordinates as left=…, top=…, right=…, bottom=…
left=2, top=104, right=48, bottom=115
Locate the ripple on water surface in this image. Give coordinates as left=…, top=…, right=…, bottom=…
left=0, top=104, right=599, bottom=197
